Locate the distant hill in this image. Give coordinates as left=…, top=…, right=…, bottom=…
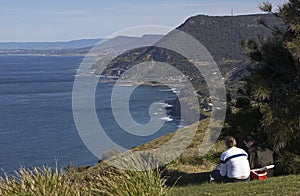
left=94, top=14, right=284, bottom=89
left=95, top=35, right=163, bottom=52
left=1, top=14, right=285, bottom=88
left=0, top=35, right=164, bottom=56
left=0, top=39, right=101, bottom=50
left=178, top=14, right=283, bottom=62
left=177, top=14, right=285, bottom=80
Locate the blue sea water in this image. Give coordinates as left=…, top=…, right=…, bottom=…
left=0, top=55, right=180, bottom=175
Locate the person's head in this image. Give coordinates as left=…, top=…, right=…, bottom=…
left=225, top=136, right=237, bottom=149
left=244, top=135, right=256, bottom=149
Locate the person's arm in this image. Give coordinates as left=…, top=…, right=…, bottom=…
left=248, top=150, right=256, bottom=169
left=220, top=163, right=226, bottom=176
left=220, top=154, right=227, bottom=176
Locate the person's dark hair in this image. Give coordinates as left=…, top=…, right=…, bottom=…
left=225, top=136, right=237, bottom=148
left=244, top=135, right=256, bottom=143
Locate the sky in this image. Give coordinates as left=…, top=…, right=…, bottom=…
left=0, top=0, right=287, bottom=42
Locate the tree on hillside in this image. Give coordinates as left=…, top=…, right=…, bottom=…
left=229, top=0, right=300, bottom=174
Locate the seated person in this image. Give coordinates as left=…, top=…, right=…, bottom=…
left=244, top=135, right=274, bottom=177
left=210, top=136, right=250, bottom=182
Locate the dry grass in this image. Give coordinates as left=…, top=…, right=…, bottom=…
left=0, top=163, right=170, bottom=196
left=133, top=119, right=226, bottom=174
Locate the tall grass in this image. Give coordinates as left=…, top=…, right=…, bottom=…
left=88, top=167, right=170, bottom=196
left=0, top=166, right=81, bottom=196
left=0, top=164, right=171, bottom=196
left=83, top=152, right=172, bottom=196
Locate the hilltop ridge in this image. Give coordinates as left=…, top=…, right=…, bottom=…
left=91, top=14, right=284, bottom=96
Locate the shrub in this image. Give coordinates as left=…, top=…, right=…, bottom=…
left=0, top=166, right=81, bottom=196
left=0, top=163, right=171, bottom=196
left=275, top=152, right=300, bottom=175
left=88, top=167, right=171, bottom=196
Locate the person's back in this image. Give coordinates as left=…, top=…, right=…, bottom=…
left=210, top=136, right=250, bottom=182
left=249, top=144, right=273, bottom=167
left=220, top=146, right=250, bottom=179
left=244, top=135, right=274, bottom=177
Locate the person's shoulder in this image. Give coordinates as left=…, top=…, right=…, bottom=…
left=233, top=147, right=248, bottom=155
left=225, top=147, right=246, bottom=154
left=248, top=143, right=259, bottom=151
left=255, top=143, right=273, bottom=152
left=221, top=149, right=228, bottom=156
left=257, top=144, right=274, bottom=155
left=221, top=148, right=231, bottom=158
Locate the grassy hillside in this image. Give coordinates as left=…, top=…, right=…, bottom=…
left=171, top=175, right=300, bottom=196
left=133, top=119, right=225, bottom=172
left=64, top=119, right=224, bottom=182
left=135, top=119, right=300, bottom=196
left=1, top=119, right=300, bottom=195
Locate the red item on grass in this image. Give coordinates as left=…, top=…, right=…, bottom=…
left=250, top=170, right=267, bottom=180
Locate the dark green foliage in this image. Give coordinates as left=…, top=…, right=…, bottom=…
left=231, top=0, right=300, bottom=175
left=275, top=152, right=300, bottom=175
left=224, top=106, right=264, bottom=147
left=280, top=0, right=300, bottom=59
left=241, top=39, right=262, bottom=61
left=259, top=2, right=273, bottom=12
left=235, top=96, right=251, bottom=108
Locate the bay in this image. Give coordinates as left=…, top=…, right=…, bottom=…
left=0, top=55, right=180, bottom=175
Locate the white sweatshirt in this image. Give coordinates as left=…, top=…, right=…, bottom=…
left=220, top=147, right=250, bottom=179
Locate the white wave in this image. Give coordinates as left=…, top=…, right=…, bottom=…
left=158, top=89, right=172, bottom=92
left=157, top=102, right=174, bottom=108
left=160, top=116, right=173, bottom=121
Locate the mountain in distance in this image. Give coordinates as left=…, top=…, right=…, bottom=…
left=178, top=14, right=282, bottom=61
left=0, top=34, right=164, bottom=56
left=1, top=13, right=284, bottom=86
left=176, top=13, right=285, bottom=95
left=1, top=14, right=283, bottom=62
left=0, top=39, right=102, bottom=50
left=90, top=13, right=285, bottom=119
left=95, top=14, right=284, bottom=85
left=95, top=34, right=163, bottom=52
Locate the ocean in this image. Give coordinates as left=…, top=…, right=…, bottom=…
left=0, top=55, right=180, bottom=175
